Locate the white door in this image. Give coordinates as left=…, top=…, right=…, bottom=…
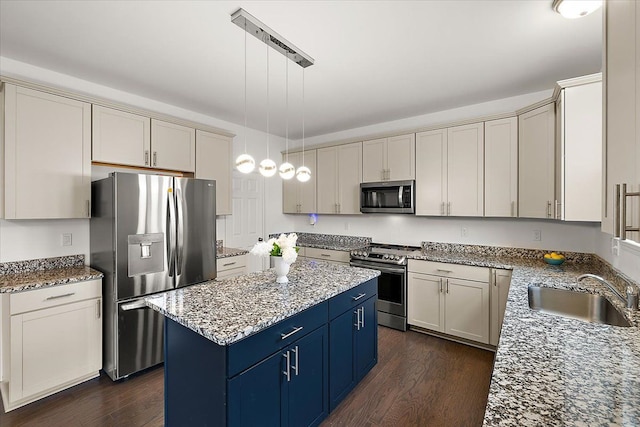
left=407, top=273, right=444, bottom=332
left=225, top=171, right=265, bottom=273
left=195, top=130, right=232, bottom=215
left=444, top=278, right=490, bottom=344
left=447, top=123, right=484, bottom=216
left=317, top=147, right=338, bottom=214
left=337, top=142, right=363, bottom=214
left=150, top=119, right=196, bottom=172
left=362, top=138, right=387, bottom=182
left=416, top=129, right=447, bottom=216
left=386, top=134, right=416, bottom=181
left=92, top=105, right=151, bottom=167
left=485, top=117, right=518, bottom=217
left=490, top=269, right=512, bottom=346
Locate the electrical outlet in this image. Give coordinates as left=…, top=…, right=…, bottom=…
left=461, top=227, right=468, bottom=237
left=611, top=238, right=620, bottom=256
left=532, top=230, right=542, bottom=241
left=62, top=233, right=72, bottom=246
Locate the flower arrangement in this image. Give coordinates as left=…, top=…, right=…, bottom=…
left=250, top=233, right=299, bottom=264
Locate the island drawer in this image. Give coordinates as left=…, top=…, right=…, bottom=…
left=227, top=300, right=328, bottom=377
left=329, top=278, right=378, bottom=320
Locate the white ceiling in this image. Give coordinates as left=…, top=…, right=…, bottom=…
left=0, top=1, right=602, bottom=139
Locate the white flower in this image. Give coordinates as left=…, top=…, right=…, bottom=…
left=285, top=233, right=298, bottom=248
left=276, top=234, right=289, bottom=250
left=281, top=247, right=298, bottom=264
left=250, top=241, right=272, bottom=257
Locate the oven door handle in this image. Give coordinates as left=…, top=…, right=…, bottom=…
left=350, top=261, right=406, bottom=275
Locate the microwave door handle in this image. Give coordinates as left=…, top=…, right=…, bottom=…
left=398, top=186, right=403, bottom=207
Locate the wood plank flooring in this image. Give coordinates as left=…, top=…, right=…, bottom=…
left=0, top=327, right=494, bottom=427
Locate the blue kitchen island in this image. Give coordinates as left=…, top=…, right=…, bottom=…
left=145, top=260, right=380, bottom=427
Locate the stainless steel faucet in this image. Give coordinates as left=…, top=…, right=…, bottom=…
left=577, top=274, right=639, bottom=310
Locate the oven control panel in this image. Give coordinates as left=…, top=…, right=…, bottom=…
left=350, top=250, right=407, bottom=265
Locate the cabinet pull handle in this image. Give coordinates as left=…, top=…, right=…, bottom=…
left=320, top=253, right=331, bottom=257
left=144, top=150, right=150, bottom=166
left=436, top=268, right=453, bottom=273
left=493, top=270, right=497, bottom=286
left=352, top=293, right=366, bottom=301
left=86, top=200, right=91, bottom=218
left=439, top=278, right=443, bottom=293
left=614, top=184, right=621, bottom=238
left=361, top=306, right=365, bottom=328
left=441, top=202, right=445, bottom=216
left=547, top=201, right=552, bottom=218
left=621, top=183, right=640, bottom=240
left=291, top=345, right=299, bottom=376
left=283, top=351, right=291, bottom=382
left=555, top=200, right=560, bottom=219
left=222, top=262, right=236, bottom=267
left=447, top=202, right=451, bottom=216
left=446, top=279, right=449, bottom=294
left=45, top=292, right=75, bottom=301
left=354, top=309, right=360, bottom=330
left=96, top=300, right=101, bottom=318
left=153, top=151, right=157, bottom=166
left=281, top=326, right=304, bottom=340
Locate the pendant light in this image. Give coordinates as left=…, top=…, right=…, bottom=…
left=296, top=67, right=311, bottom=183
left=259, top=43, right=277, bottom=177
left=279, top=57, right=295, bottom=180
left=235, top=20, right=255, bottom=174
left=552, top=0, right=601, bottom=19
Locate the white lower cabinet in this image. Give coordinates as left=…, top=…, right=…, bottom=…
left=1, top=279, right=102, bottom=411
left=489, top=269, right=512, bottom=346
left=407, top=260, right=490, bottom=345
left=216, top=254, right=247, bottom=279
left=302, top=247, right=350, bottom=265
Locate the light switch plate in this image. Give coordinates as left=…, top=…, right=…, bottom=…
left=532, top=230, right=542, bottom=241
left=62, top=233, right=72, bottom=246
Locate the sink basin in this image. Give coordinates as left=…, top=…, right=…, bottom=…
left=528, top=286, right=632, bottom=327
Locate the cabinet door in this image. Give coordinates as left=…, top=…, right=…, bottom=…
left=485, top=117, right=518, bottom=217
left=387, top=134, right=416, bottom=181
left=3, top=85, right=91, bottom=219
left=317, top=147, right=338, bottom=214
left=283, top=152, right=300, bottom=213
left=354, top=296, right=377, bottom=381
left=415, top=129, right=447, bottom=216
left=447, top=123, right=484, bottom=216
left=298, top=150, right=317, bottom=214
left=287, top=326, right=328, bottom=427
left=407, top=272, right=444, bottom=332
left=150, top=119, right=196, bottom=172
left=329, top=309, right=355, bottom=411
left=10, top=298, right=101, bottom=401
left=490, top=269, right=512, bottom=347
left=337, top=142, right=363, bottom=214
left=362, top=138, right=386, bottom=182
left=195, top=130, right=232, bottom=215
left=444, top=278, right=490, bottom=344
left=227, top=348, right=284, bottom=426
left=92, top=105, right=151, bottom=167
left=518, top=104, right=555, bottom=219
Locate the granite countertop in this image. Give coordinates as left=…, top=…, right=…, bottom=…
left=216, top=247, right=249, bottom=259
left=408, top=249, right=640, bottom=425
left=145, top=260, right=380, bottom=346
left=0, top=255, right=104, bottom=294
left=299, top=242, right=367, bottom=251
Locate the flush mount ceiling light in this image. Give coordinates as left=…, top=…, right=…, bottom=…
left=552, top=0, right=602, bottom=19
left=231, top=8, right=314, bottom=180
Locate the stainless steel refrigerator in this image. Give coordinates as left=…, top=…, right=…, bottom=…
left=90, top=172, right=216, bottom=380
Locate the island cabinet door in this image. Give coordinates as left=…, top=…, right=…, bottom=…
left=354, top=296, right=378, bottom=380
left=328, top=309, right=356, bottom=411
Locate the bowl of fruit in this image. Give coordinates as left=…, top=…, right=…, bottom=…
left=543, top=252, right=565, bottom=265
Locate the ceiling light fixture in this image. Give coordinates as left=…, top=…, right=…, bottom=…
left=552, top=0, right=602, bottom=19
left=296, top=68, right=311, bottom=183
left=231, top=8, right=314, bottom=180
left=234, top=20, right=255, bottom=174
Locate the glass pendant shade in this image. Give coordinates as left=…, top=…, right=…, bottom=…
left=235, top=153, right=255, bottom=174
left=259, top=158, right=277, bottom=177
left=279, top=162, right=295, bottom=180
left=296, top=166, right=311, bottom=182
left=553, top=0, right=601, bottom=19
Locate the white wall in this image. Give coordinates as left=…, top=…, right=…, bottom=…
left=0, top=57, right=294, bottom=263
left=595, top=233, right=640, bottom=282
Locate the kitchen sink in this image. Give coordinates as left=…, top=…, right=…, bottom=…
left=528, top=286, right=632, bottom=327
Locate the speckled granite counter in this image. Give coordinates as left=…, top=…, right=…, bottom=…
left=270, top=232, right=371, bottom=252
left=216, top=247, right=248, bottom=259
left=0, top=255, right=103, bottom=293
left=145, top=260, right=380, bottom=346
left=407, top=244, right=640, bottom=426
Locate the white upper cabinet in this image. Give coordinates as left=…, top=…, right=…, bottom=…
left=282, top=151, right=316, bottom=214
left=556, top=78, right=602, bottom=222
left=195, top=130, right=232, bottom=215
left=484, top=117, right=518, bottom=217
left=150, top=119, right=196, bottom=172
left=518, top=103, right=556, bottom=219
left=317, top=142, right=362, bottom=214
left=92, top=105, right=151, bottom=167
left=603, top=0, right=639, bottom=242
left=2, top=84, right=91, bottom=219
left=416, top=123, right=484, bottom=216
left=362, top=133, right=415, bottom=182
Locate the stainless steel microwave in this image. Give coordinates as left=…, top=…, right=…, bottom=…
left=360, top=180, right=415, bottom=214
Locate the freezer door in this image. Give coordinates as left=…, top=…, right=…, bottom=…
left=115, top=173, right=174, bottom=300
left=174, top=177, right=217, bottom=288
left=117, top=298, right=164, bottom=379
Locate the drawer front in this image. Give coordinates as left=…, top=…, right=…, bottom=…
left=329, top=278, right=378, bottom=320
left=11, top=279, right=102, bottom=315
left=408, top=260, right=489, bottom=283
left=216, top=267, right=246, bottom=280
left=217, top=255, right=247, bottom=273
left=227, top=301, right=328, bottom=378
left=304, top=247, right=350, bottom=263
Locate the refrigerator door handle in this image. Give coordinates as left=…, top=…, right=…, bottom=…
left=167, top=191, right=177, bottom=278
left=175, top=187, right=184, bottom=276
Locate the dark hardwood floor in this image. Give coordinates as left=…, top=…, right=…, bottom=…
left=0, top=327, right=494, bottom=427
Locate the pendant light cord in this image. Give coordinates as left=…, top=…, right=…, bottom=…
left=285, top=57, right=289, bottom=163
left=266, top=44, right=270, bottom=160
left=243, top=21, right=248, bottom=155
left=302, top=67, right=305, bottom=167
